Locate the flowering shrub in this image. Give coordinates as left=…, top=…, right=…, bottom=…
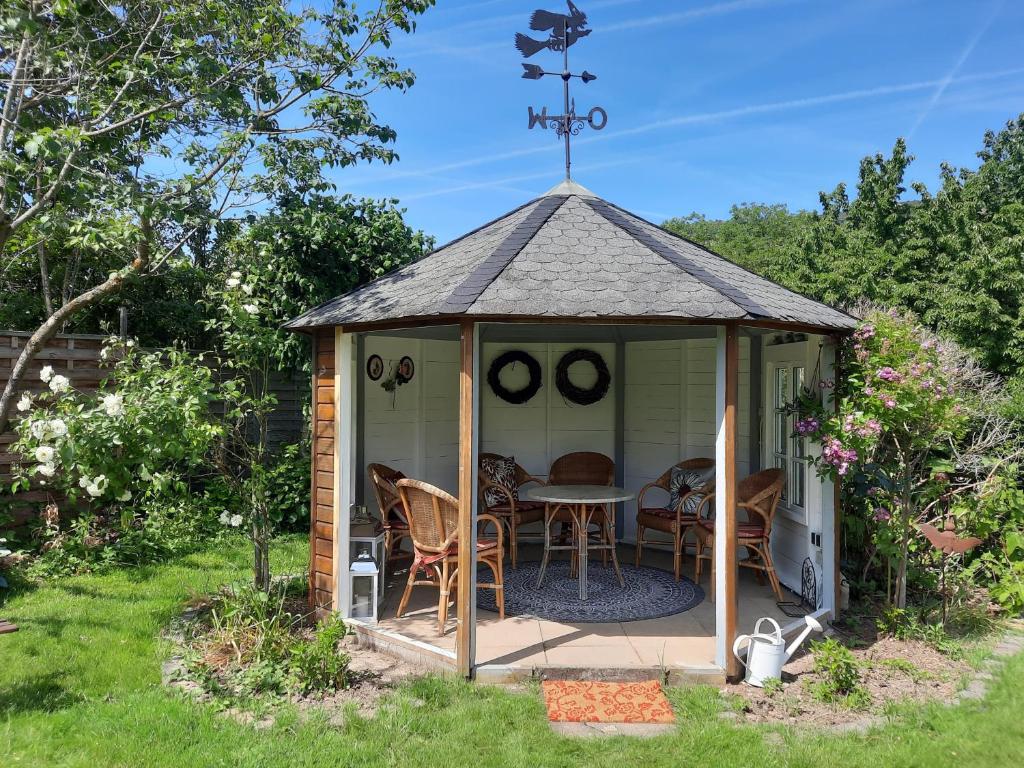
left=206, top=270, right=290, bottom=591
left=797, top=308, right=1021, bottom=609
left=11, top=340, right=221, bottom=514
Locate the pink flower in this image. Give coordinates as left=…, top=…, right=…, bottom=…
left=884, top=397, right=896, bottom=409
left=864, top=386, right=874, bottom=396
left=873, top=507, right=891, bottom=522
left=795, top=416, right=820, bottom=435
left=877, top=367, right=903, bottom=383
left=854, top=324, right=876, bottom=341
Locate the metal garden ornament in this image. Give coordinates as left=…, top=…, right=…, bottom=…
left=516, top=1, right=606, bottom=180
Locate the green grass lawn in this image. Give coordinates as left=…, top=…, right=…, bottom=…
left=2, top=535, right=1023, bottom=767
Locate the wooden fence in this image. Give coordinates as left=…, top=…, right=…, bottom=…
left=0, top=330, right=306, bottom=532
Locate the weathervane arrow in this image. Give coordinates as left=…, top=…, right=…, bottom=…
left=516, top=1, right=606, bottom=181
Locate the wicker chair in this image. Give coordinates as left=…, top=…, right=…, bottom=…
left=692, top=468, right=786, bottom=600
left=540, top=452, right=616, bottom=576
left=395, top=478, right=504, bottom=635
left=634, top=458, right=715, bottom=581
left=478, top=453, right=546, bottom=568
left=368, top=463, right=410, bottom=562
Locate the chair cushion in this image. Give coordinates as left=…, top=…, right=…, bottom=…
left=669, top=465, right=715, bottom=515
left=640, top=506, right=698, bottom=522
left=697, top=520, right=765, bottom=538
left=419, top=539, right=499, bottom=566
left=487, top=500, right=545, bottom=515
left=481, top=455, right=518, bottom=508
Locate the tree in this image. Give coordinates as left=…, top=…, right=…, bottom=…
left=0, top=0, right=433, bottom=432
left=664, top=115, right=1024, bottom=380
left=215, top=193, right=432, bottom=370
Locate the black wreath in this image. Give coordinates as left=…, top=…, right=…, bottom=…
left=487, top=350, right=542, bottom=405
left=556, top=349, right=610, bottom=406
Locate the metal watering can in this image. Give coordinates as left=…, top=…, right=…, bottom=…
left=732, top=615, right=822, bottom=687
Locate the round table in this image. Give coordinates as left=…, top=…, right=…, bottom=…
left=525, top=484, right=635, bottom=601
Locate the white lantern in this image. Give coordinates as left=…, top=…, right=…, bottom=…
left=350, top=520, right=387, bottom=598
left=349, top=552, right=379, bottom=622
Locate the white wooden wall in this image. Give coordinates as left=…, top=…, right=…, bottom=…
left=622, top=338, right=752, bottom=544
left=361, top=337, right=460, bottom=504
left=479, top=341, right=616, bottom=478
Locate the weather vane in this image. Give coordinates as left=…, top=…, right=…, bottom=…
left=516, top=1, right=607, bottom=181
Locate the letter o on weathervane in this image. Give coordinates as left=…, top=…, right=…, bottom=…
left=587, top=106, right=608, bottom=131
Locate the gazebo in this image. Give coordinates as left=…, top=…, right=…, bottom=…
left=286, top=180, right=856, bottom=682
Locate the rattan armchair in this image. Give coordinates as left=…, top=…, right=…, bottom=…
left=368, top=463, right=410, bottom=562
left=693, top=468, right=786, bottom=600
left=543, top=452, right=616, bottom=572
left=395, top=478, right=504, bottom=635
left=478, top=453, right=546, bottom=568
left=634, top=458, right=714, bottom=581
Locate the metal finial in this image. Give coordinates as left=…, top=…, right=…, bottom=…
left=516, top=1, right=607, bottom=181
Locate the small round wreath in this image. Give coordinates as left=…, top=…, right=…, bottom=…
left=555, top=349, right=610, bottom=406
left=487, top=350, right=542, bottom=405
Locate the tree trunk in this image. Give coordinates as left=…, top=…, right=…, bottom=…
left=0, top=220, right=151, bottom=433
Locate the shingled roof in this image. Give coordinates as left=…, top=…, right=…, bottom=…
left=285, top=181, right=857, bottom=332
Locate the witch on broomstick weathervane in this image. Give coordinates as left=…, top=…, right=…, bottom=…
left=516, top=1, right=607, bottom=181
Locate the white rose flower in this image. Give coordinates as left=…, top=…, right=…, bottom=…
left=102, top=393, right=124, bottom=417
left=241, top=284, right=254, bottom=296
left=34, top=446, right=55, bottom=463
left=40, top=365, right=54, bottom=382
left=219, top=511, right=231, bottom=525
left=229, top=514, right=243, bottom=528
left=126, top=340, right=135, bottom=348
left=30, top=420, right=48, bottom=439
left=79, top=476, right=91, bottom=489
left=36, top=463, right=56, bottom=477
left=231, top=270, right=242, bottom=279
left=242, top=303, right=259, bottom=315
left=16, top=393, right=32, bottom=412
left=117, top=489, right=131, bottom=502
left=49, top=419, right=68, bottom=437
left=86, top=483, right=103, bottom=498
left=48, top=374, right=70, bottom=393
left=226, top=277, right=240, bottom=288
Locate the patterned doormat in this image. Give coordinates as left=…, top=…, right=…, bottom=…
left=477, top=560, right=704, bottom=622
left=542, top=680, right=676, bottom=724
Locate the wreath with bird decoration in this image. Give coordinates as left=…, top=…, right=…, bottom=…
left=487, top=350, right=542, bottom=405
left=555, top=348, right=610, bottom=406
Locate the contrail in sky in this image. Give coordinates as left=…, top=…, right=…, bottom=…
left=907, top=0, right=1005, bottom=138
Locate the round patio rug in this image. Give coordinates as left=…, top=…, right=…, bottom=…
left=476, top=561, right=704, bottom=623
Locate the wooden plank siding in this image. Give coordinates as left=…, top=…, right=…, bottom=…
left=310, top=329, right=336, bottom=616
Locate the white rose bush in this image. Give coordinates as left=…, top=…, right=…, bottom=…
left=11, top=340, right=221, bottom=511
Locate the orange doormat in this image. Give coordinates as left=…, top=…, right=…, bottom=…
left=541, top=680, right=675, bottom=724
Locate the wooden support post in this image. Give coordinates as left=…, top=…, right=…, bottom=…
left=456, top=320, right=477, bottom=678
left=334, top=330, right=355, bottom=615
left=714, top=324, right=740, bottom=678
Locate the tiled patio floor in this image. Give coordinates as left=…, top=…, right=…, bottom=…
left=373, top=544, right=804, bottom=671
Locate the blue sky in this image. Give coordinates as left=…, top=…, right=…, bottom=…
left=334, top=0, right=1024, bottom=244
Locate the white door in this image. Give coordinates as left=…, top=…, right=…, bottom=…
left=762, top=342, right=813, bottom=591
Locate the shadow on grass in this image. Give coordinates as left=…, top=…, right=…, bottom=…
left=0, top=673, right=85, bottom=715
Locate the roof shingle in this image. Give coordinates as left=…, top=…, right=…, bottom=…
left=285, top=185, right=856, bottom=331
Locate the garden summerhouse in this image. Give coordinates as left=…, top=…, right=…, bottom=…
left=286, top=180, right=856, bottom=682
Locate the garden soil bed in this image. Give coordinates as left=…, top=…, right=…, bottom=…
left=728, top=631, right=973, bottom=729
left=164, top=593, right=433, bottom=725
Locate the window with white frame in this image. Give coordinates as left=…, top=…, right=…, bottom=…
left=766, top=351, right=808, bottom=523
